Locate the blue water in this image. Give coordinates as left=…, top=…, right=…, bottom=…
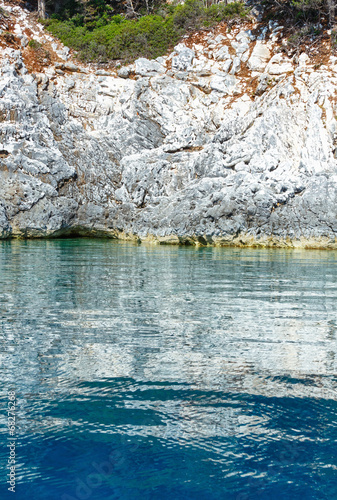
left=0, top=239, right=336, bottom=500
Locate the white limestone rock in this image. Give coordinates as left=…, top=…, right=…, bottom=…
left=265, top=54, right=294, bottom=75
left=210, top=74, right=238, bottom=94
left=247, top=42, right=270, bottom=71
left=172, top=44, right=195, bottom=72
left=135, top=58, right=165, bottom=76
left=230, top=57, right=241, bottom=75
left=214, top=45, right=230, bottom=61
left=1, top=1, right=337, bottom=247
left=117, top=65, right=134, bottom=79
left=298, top=52, right=310, bottom=68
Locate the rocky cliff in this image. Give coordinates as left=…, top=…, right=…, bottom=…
left=1, top=1, right=337, bottom=247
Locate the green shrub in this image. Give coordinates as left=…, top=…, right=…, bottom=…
left=172, top=0, right=204, bottom=31
left=287, top=22, right=321, bottom=49
left=290, top=0, right=323, bottom=22
left=203, top=1, right=247, bottom=26
left=28, top=39, right=43, bottom=49
left=44, top=0, right=248, bottom=63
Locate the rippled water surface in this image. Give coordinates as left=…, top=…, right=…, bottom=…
left=0, top=239, right=337, bottom=500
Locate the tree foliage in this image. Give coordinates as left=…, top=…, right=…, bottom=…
left=42, top=0, right=248, bottom=62
left=287, top=0, right=336, bottom=25
left=39, top=0, right=337, bottom=63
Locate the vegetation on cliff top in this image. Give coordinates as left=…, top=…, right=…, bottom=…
left=36, top=0, right=337, bottom=63
left=42, top=0, right=248, bottom=62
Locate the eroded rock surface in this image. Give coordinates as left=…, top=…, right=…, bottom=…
left=1, top=2, right=337, bottom=247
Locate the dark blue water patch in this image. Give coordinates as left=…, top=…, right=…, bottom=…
left=2, top=429, right=334, bottom=500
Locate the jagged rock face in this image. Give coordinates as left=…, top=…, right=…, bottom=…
left=1, top=8, right=337, bottom=247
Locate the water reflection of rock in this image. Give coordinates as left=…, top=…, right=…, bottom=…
left=1, top=242, right=337, bottom=442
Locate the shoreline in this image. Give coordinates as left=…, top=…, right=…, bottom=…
left=2, top=229, right=337, bottom=250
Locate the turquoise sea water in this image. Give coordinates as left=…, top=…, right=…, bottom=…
left=0, top=239, right=336, bottom=500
